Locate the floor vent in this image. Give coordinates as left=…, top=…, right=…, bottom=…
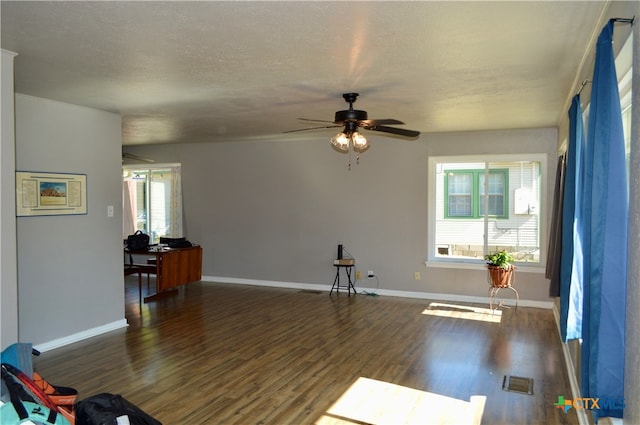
left=299, top=290, right=323, bottom=295
left=502, top=375, right=534, bottom=395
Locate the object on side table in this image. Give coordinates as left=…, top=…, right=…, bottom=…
left=126, top=230, right=150, bottom=251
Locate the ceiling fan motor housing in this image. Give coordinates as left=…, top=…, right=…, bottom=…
left=334, top=109, right=368, bottom=123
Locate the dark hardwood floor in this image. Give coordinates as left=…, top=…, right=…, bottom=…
left=34, top=277, right=579, bottom=424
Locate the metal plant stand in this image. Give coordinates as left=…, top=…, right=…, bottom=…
left=488, top=269, right=518, bottom=311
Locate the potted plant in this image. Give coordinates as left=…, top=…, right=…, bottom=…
left=485, top=250, right=515, bottom=288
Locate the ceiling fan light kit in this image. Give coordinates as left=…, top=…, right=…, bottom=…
left=330, top=133, right=350, bottom=153
left=351, top=132, right=369, bottom=152
left=284, top=92, right=420, bottom=169
left=330, top=131, right=369, bottom=154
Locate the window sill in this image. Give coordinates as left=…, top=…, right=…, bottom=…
left=425, top=260, right=545, bottom=274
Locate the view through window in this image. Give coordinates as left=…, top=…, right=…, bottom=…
left=123, top=164, right=183, bottom=244
left=429, top=155, right=545, bottom=265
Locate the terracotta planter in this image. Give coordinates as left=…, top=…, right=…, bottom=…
left=487, top=265, right=514, bottom=288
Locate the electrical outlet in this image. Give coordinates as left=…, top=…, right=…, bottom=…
left=414, top=272, right=421, bottom=280
left=367, top=270, right=374, bottom=278
left=355, top=271, right=362, bottom=280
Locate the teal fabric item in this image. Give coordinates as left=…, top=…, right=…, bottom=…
left=559, top=95, right=584, bottom=342
left=0, top=400, right=70, bottom=425
left=580, top=19, right=628, bottom=421
left=0, top=343, right=33, bottom=377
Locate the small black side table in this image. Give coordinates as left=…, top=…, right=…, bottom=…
left=331, top=264, right=356, bottom=295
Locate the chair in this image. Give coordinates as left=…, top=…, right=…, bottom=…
left=124, top=252, right=157, bottom=302
left=124, top=265, right=143, bottom=303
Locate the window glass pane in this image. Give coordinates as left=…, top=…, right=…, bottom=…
left=132, top=172, right=148, bottom=233
left=149, top=170, right=171, bottom=243
left=123, top=165, right=182, bottom=245
left=622, top=104, right=631, bottom=175
left=447, top=173, right=472, bottom=216
left=449, top=195, right=472, bottom=216
left=479, top=172, right=505, bottom=216
left=448, top=173, right=472, bottom=194
left=432, top=158, right=541, bottom=264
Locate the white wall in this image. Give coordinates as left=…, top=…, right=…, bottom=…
left=124, top=127, right=557, bottom=303
left=1, top=49, right=18, bottom=350
left=15, top=95, right=125, bottom=348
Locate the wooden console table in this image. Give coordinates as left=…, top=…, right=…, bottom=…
left=126, top=245, right=203, bottom=302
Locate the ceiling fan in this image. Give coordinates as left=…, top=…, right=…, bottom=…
left=283, top=92, right=420, bottom=155
left=122, top=152, right=155, bottom=164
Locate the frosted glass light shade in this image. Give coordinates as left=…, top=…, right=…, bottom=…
left=351, top=132, right=368, bottom=152
left=331, top=132, right=350, bottom=152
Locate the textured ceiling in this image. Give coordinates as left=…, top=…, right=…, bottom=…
left=1, top=1, right=607, bottom=146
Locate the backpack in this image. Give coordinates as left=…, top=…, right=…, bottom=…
left=1, top=363, right=71, bottom=425
left=74, top=393, right=162, bottom=425
left=1, top=343, right=77, bottom=424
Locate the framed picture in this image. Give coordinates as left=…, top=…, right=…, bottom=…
left=16, top=171, right=87, bottom=216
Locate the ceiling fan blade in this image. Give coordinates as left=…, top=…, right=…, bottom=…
left=298, top=118, right=336, bottom=124
left=283, top=125, right=342, bottom=134
left=122, top=152, right=155, bottom=163
left=364, top=125, right=420, bottom=138
left=360, top=119, right=405, bottom=126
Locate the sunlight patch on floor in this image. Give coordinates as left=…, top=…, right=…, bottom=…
left=422, top=302, right=502, bottom=323
left=316, top=377, right=486, bottom=425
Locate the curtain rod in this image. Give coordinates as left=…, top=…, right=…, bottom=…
left=577, top=79, right=591, bottom=96
left=575, top=17, right=634, bottom=96
left=612, top=17, right=634, bottom=25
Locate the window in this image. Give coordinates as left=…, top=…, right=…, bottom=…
left=480, top=171, right=506, bottom=217
left=123, top=164, right=183, bottom=244
left=445, top=169, right=507, bottom=218
left=429, top=155, right=544, bottom=265
left=619, top=62, right=632, bottom=178
left=616, top=34, right=633, bottom=175
left=446, top=172, right=472, bottom=217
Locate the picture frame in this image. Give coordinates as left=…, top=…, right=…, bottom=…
left=16, top=171, right=87, bottom=216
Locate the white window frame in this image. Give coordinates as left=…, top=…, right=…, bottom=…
left=123, top=163, right=183, bottom=244
left=617, top=38, right=632, bottom=175
left=427, top=153, right=548, bottom=272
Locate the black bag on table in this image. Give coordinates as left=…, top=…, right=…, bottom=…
left=74, top=393, right=161, bottom=425
left=126, top=231, right=150, bottom=251
left=159, top=237, right=192, bottom=248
